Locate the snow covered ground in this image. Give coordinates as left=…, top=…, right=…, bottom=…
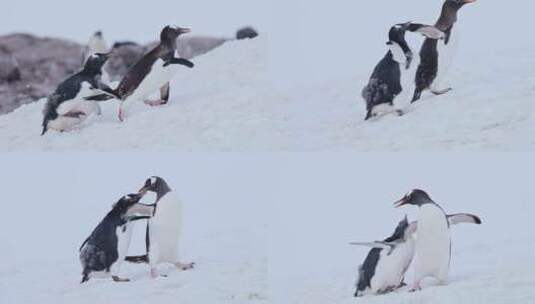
left=1, top=2, right=534, bottom=151
left=0, top=155, right=533, bottom=303
left=269, top=154, right=535, bottom=304
left=1, top=35, right=534, bottom=151
left=0, top=155, right=269, bottom=304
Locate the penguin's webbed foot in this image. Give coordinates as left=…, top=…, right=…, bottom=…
left=163, top=58, right=194, bottom=68
left=408, top=284, right=422, bottom=292
left=63, top=111, right=87, bottom=119
left=431, top=87, right=452, bottom=96
left=175, top=262, right=195, bottom=271
left=112, top=275, right=130, bottom=282
left=144, top=99, right=167, bottom=107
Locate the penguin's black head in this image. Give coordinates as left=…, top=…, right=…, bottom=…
left=160, top=25, right=191, bottom=48
left=390, top=216, right=410, bottom=239
left=394, top=189, right=433, bottom=208
left=83, top=52, right=111, bottom=74
left=387, top=22, right=413, bottom=69
left=138, top=176, right=171, bottom=197
left=112, top=193, right=143, bottom=214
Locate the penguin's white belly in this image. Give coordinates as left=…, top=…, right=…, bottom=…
left=415, top=205, right=450, bottom=279
left=371, top=239, right=415, bottom=292
left=149, top=193, right=182, bottom=264
left=433, top=28, right=460, bottom=88
left=130, top=59, right=179, bottom=101
left=110, top=224, right=134, bottom=274
left=48, top=93, right=100, bottom=132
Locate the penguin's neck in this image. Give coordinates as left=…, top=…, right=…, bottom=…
left=155, top=182, right=172, bottom=202
left=435, top=2, right=463, bottom=31
left=387, top=43, right=406, bottom=64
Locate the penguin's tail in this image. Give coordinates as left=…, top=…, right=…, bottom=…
left=80, top=270, right=90, bottom=284
left=236, top=27, right=259, bottom=40
left=125, top=255, right=149, bottom=264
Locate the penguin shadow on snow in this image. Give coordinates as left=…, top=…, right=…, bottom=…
left=350, top=189, right=482, bottom=298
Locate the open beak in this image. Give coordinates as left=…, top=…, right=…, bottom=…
left=138, top=186, right=149, bottom=196
left=464, top=0, right=477, bottom=3
left=394, top=197, right=408, bottom=208
left=179, top=27, right=191, bottom=34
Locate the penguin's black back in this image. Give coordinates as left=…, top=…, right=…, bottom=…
left=80, top=213, right=125, bottom=272
left=356, top=248, right=382, bottom=296
left=114, top=45, right=170, bottom=99
left=42, top=71, right=98, bottom=124
left=414, top=38, right=439, bottom=92
left=363, top=51, right=402, bottom=111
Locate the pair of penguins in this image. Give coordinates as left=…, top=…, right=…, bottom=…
left=352, top=189, right=482, bottom=297
left=362, top=0, right=477, bottom=121
left=41, top=25, right=258, bottom=135
left=79, top=176, right=193, bottom=283
left=41, top=25, right=193, bottom=135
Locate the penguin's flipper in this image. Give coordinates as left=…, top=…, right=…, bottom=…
left=349, top=241, right=396, bottom=254
left=125, top=203, right=155, bottom=217
left=125, top=255, right=149, bottom=264
left=447, top=213, right=482, bottom=225
left=407, top=24, right=445, bottom=40
left=79, top=237, right=90, bottom=252
left=85, top=93, right=114, bottom=101
left=63, top=111, right=87, bottom=118
left=125, top=215, right=151, bottom=222
left=163, top=58, right=194, bottom=68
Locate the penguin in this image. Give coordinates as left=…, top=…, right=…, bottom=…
left=411, top=0, right=477, bottom=103
left=393, top=189, right=482, bottom=291
left=351, top=212, right=481, bottom=297
left=41, top=53, right=114, bottom=135
left=83, top=31, right=111, bottom=83
left=79, top=193, right=155, bottom=283
left=125, top=176, right=194, bottom=278
left=98, top=26, right=195, bottom=121
left=362, top=22, right=444, bottom=120
left=351, top=216, right=417, bottom=297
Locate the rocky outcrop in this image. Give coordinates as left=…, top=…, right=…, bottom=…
left=0, top=33, right=84, bottom=114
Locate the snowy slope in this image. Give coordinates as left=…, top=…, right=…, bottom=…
left=0, top=37, right=290, bottom=151
left=1, top=36, right=534, bottom=151
left=0, top=155, right=269, bottom=304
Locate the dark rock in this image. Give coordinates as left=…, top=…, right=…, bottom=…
left=0, top=33, right=84, bottom=114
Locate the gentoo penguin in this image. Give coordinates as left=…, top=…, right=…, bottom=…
left=83, top=31, right=111, bottom=83
left=351, top=216, right=417, bottom=297
left=411, top=0, right=477, bottom=103
left=100, top=26, right=195, bottom=121
left=362, top=23, right=444, bottom=120
left=41, top=53, right=114, bottom=135
left=125, top=176, right=194, bottom=278
left=394, top=189, right=482, bottom=291
left=351, top=212, right=481, bottom=297
left=79, top=193, right=155, bottom=283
